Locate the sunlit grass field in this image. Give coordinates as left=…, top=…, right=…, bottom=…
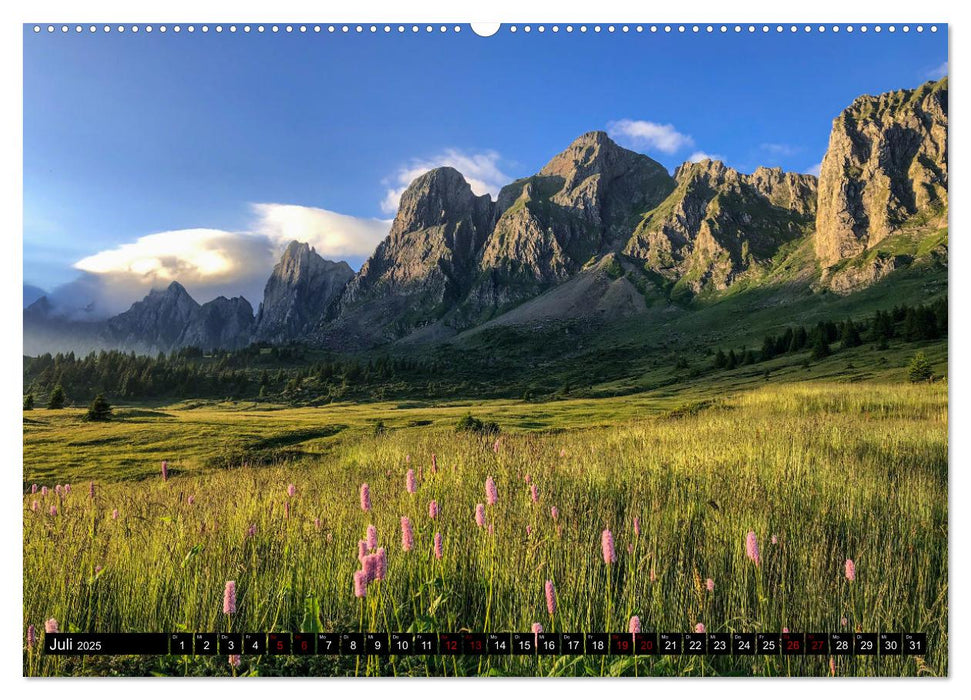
left=22, top=380, right=947, bottom=677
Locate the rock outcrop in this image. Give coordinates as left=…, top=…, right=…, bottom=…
left=814, top=78, right=948, bottom=268
left=253, top=241, right=353, bottom=343
left=623, top=160, right=817, bottom=296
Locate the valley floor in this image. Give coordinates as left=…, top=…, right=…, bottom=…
left=22, top=378, right=947, bottom=677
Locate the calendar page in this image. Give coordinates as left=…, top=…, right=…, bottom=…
left=21, top=19, right=948, bottom=680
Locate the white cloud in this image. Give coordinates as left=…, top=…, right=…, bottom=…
left=606, top=119, right=695, bottom=154
left=928, top=62, right=948, bottom=79
left=806, top=162, right=822, bottom=177
left=250, top=203, right=390, bottom=259
left=381, top=149, right=511, bottom=214
left=687, top=151, right=725, bottom=163
left=64, top=205, right=392, bottom=316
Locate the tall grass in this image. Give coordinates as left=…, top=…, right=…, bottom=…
left=23, top=382, right=947, bottom=677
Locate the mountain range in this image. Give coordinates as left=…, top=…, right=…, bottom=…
left=24, top=78, right=948, bottom=357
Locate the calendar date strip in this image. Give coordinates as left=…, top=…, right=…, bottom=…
left=43, top=631, right=927, bottom=657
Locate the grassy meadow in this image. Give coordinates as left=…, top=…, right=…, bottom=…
left=23, top=378, right=948, bottom=677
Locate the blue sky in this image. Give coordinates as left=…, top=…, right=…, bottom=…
left=23, top=24, right=947, bottom=313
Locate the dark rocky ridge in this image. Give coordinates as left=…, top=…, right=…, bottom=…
left=254, top=240, right=353, bottom=343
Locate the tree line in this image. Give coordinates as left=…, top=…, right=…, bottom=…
left=22, top=346, right=438, bottom=406
left=712, top=298, right=947, bottom=370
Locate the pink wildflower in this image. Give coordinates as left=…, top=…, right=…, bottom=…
left=287, top=483, right=296, bottom=497
left=627, top=543, right=633, bottom=554
left=45, top=618, right=58, bottom=633
left=360, top=483, right=371, bottom=512
left=526, top=525, right=533, bottom=536
left=31, top=501, right=38, bottom=512
left=401, top=516, right=414, bottom=552
left=706, top=578, right=715, bottom=592
left=406, top=454, right=411, bottom=463
left=31, top=484, right=37, bottom=494
left=229, top=654, right=241, bottom=668
left=493, top=438, right=501, bottom=453
left=314, top=517, right=322, bottom=531
left=771, top=534, right=778, bottom=544
left=246, top=524, right=257, bottom=538
left=532, top=622, right=543, bottom=644
left=485, top=476, right=498, bottom=505
left=695, top=622, right=706, bottom=633
left=223, top=581, right=236, bottom=614
left=488, top=523, right=494, bottom=535
left=559, top=448, right=566, bottom=457
left=782, top=627, right=789, bottom=634
left=428, top=500, right=439, bottom=519
left=406, top=469, right=417, bottom=494
left=475, top=503, right=486, bottom=528
left=550, top=506, right=559, bottom=520
left=41, top=486, right=48, bottom=496
left=64, top=484, right=71, bottom=494
left=188, top=495, right=195, bottom=505
left=841, top=616, right=848, bottom=627
left=601, top=529, right=616, bottom=564
left=49, top=505, right=57, bottom=516
left=530, top=484, right=539, bottom=504
left=829, top=656, right=836, bottom=676
left=363, top=554, right=379, bottom=582
left=633, top=517, right=641, bottom=537
left=353, top=570, right=367, bottom=597
left=431, top=453, right=438, bottom=473
left=649, top=568, right=657, bottom=582
left=545, top=580, right=556, bottom=616
left=745, top=531, right=760, bottom=565
left=433, top=532, right=443, bottom=560
left=524, top=473, right=531, bottom=484
left=27, top=624, right=36, bottom=649
left=629, top=616, right=641, bottom=635
left=358, top=540, right=368, bottom=564
left=366, top=524, right=378, bottom=551
left=161, top=461, right=168, bottom=481
left=845, top=558, right=856, bottom=581
left=55, top=485, right=61, bottom=495
left=375, top=547, right=387, bottom=580
left=111, top=508, right=119, bottom=520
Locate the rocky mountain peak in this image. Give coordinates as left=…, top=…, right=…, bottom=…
left=104, top=280, right=201, bottom=353
left=673, top=158, right=732, bottom=183
left=390, top=166, right=494, bottom=237
left=254, top=241, right=354, bottom=343
left=624, top=158, right=817, bottom=297
left=674, top=160, right=818, bottom=218
left=534, top=132, right=675, bottom=237
left=331, top=166, right=495, bottom=345
left=815, top=77, right=947, bottom=268
left=538, top=130, right=620, bottom=178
